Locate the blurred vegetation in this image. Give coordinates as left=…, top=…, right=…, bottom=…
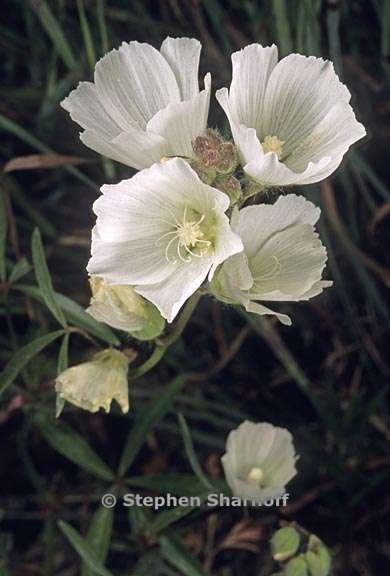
left=0, top=0, right=389, bottom=574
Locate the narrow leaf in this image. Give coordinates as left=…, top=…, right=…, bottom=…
left=177, top=413, right=213, bottom=490
left=31, top=228, right=67, bottom=327
left=56, top=333, right=70, bottom=418
left=82, top=507, right=113, bottom=576
left=118, top=375, right=188, bottom=477
left=16, top=284, right=120, bottom=345
left=0, top=330, right=64, bottom=395
left=34, top=415, right=115, bottom=481
left=58, top=520, right=113, bottom=576
left=3, top=154, right=89, bottom=173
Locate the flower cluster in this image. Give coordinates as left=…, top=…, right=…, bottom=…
left=57, top=36, right=365, bottom=415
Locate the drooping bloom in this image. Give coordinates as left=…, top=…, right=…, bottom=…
left=87, top=276, right=165, bottom=340
left=87, top=158, right=243, bottom=322
left=216, top=43, right=366, bottom=187
left=55, top=349, right=131, bottom=413
left=210, top=194, right=332, bottom=326
left=221, top=420, right=297, bottom=501
left=61, top=37, right=211, bottom=170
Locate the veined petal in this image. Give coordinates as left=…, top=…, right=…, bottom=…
left=135, top=255, right=212, bottom=322
left=229, top=43, right=278, bottom=130
left=61, top=82, right=120, bottom=139
left=147, top=74, right=211, bottom=158
left=94, top=41, right=180, bottom=130
left=160, top=36, right=202, bottom=100
left=262, top=54, right=353, bottom=151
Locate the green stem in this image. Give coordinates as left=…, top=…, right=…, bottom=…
left=130, top=292, right=202, bottom=379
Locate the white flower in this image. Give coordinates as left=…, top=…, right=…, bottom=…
left=87, top=158, right=243, bottom=322
left=61, top=37, right=211, bottom=170
left=55, top=349, right=131, bottom=413
left=210, top=194, right=332, bottom=326
left=216, top=43, right=366, bottom=187
left=221, top=420, right=297, bottom=501
left=87, top=277, right=165, bottom=340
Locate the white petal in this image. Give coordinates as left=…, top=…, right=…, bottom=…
left=147, top=74, right=211, bottom=158
left=80, top=125, right=168, bottom=169
left=284, top=101, right=366, bottom=177
left=262, top=54, right=353, bottom=151
left=135, top=256, right=212, bottom=322
left=160, top=37, right=202, bottom=100
left=94, top=41, right=180, bottom=130
left=61, top=82, right=120, bottom=139
left=87, top=227, right=175, bottom=286
left=235, top=194, right=321, bottom=258
left=244, top=299, right=292, bottom=326
left=229, top=43, right=278, bottom=129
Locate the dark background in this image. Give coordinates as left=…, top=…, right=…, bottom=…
left=0, top=1, right=389, bottom=574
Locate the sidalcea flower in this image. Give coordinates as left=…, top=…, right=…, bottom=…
left=216, top=43, right=366, bottom=187
left=55, top=349, right=131, bottom=413
left=87, top=276, right=165, bottom=340
left=87, top=158, right=243, bottom=322
left=221, top=420, right=297, bottom=502
left=61, top=37, right=211, bottom=170
left=210, top=194, right=332, bottom=326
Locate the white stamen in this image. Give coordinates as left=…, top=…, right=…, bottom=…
left=261, top=135, right=284, bottom=160
left=247, top=467, right=265, bottom=484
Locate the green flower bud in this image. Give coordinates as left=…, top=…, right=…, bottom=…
left=87, top=276, right=165, bottom=340
left=271, top=527, right=301, bottom=562
left=285, top=555, right=309, bottom=576
left=305, top=535, right=331, bottom=576
left=55, top=348, right=131, bottom=413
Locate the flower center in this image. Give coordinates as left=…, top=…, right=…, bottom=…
left=261, top=135, right=284, bottom=160
left=247, top=466, right=265, bottom=485
left=156, top=205, right=212, bottom=264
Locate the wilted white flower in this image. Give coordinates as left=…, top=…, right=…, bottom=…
left=216, top=43, right=366, bottom=187
left=210, top=194, right=332, bottom=326
left=221, top=420, right=297, bottom=501
left=55, top=349, right=131, bottom=413
left=87, top=276, right=165, bottom=340
left=61, top=37, right=211, bottom=170
left=87, top=158, right=243, bottom=322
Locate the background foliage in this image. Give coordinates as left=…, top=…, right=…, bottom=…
left=0, top=0, right=389, bottom=574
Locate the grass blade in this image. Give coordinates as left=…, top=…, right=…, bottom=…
left=31, top=0, right=78, bottom=71
left=160, top=534, right=210, bottom=576
left=77, top=0, right=96, bottom=72
left=272, top=0, right=293, bottom=56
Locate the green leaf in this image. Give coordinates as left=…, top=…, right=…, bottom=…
left=81, top=507, right=113, bottom=576
left=34, top=415, right=115, bottom=482
left=15, top=284, right=120, bottom=345
left=31, top=0, right=78, bottom=71
left=8, top=257, right=32, bottom=284
left=118, top=375, right=188, bottom=477
left=0, top=330, right=64, bottom=395
left=58, top=520, right=113, bottom=576
left=0, top=190, right=7, bottom=282
left=56, top=333, right=70, bottom=418
left=31, top=228, right=67, bottom=327
left=149, top=502, right=203, bottom=535
left=177, top=413, right=213, bottom=491
left=160, top=535, right=210, bottom=576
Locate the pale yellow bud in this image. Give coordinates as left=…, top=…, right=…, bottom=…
left=55, top=349, right=131, bottom=414
left=87, top=277, right=165, bottom=340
